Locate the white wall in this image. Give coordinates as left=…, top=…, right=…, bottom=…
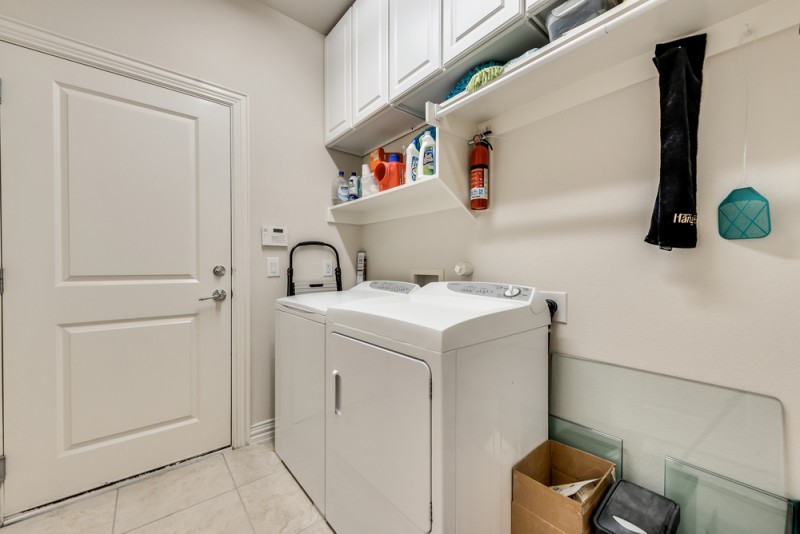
left=0, top=0, right=363, bottom=428
left=364, top=26, right=800, bottom=497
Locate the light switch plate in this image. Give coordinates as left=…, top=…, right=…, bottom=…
left=267, top=257, right=280, bottom=278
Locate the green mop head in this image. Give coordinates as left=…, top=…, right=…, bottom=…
left=466, top=66, right=505, bottom=93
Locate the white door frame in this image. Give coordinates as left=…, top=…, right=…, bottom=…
left=0, top=15, right=252, bottom=460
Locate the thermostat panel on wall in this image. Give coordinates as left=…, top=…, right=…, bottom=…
left=262, top=226, right=289, bottom=247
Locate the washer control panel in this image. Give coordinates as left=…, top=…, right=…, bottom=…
left=446, top=282, right=532, bottom=301
left=369, top=281, right=417, bottom=294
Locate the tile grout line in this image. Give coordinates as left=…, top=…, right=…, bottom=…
left=116, top=489, right=242, bottom=534
left=112, top=489, right=120, bottom=534
left=222, top=451, right=258, bottom=534
left=115, top=456, right=238, bottom=533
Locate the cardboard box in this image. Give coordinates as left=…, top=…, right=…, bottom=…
left=512, top=440, right=615, bottom=534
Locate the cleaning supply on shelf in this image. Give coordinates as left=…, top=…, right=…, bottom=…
left=374, top=153, right=405, bottom=192
left=369, top=147, right=386, bottom=172
left=331, top=170, right=349, bottom=205
left=356, top=251, right=367, bottom=284
left=348, top=172, right=360, bottom=200
left=644, top=33, right=707, bottom=251
left=417, top=130, right=436, bottom=178
left=405, top=140, right=420, bottom=184
left=504, top=47, right=540, bottom=73
left=469, top=132, right=493, bottom=210
left=444, top=61, right=503, bottom=101
left=466, top=65, right=505, bottom=93
left=360, top=163, right=380, bottom=197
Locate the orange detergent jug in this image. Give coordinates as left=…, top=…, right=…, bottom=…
left=374, top=153, right=405, bottom=191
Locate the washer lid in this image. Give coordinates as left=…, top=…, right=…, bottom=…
left=275, top=280, right=419, bottom=320
left=327, top=282, right=551, bottom=352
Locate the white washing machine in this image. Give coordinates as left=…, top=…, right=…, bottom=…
left=325, top=282, right=550, bottom=534
left=274, top=280, right=418, bottom=513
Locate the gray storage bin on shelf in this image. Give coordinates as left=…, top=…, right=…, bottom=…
left=546, top=0, right=614, bottom=41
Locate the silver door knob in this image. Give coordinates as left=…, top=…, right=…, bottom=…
left=199, top=289, right=227, bottom=302
left=213, top=265, right=226, bottom=277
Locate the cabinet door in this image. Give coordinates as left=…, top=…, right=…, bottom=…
left=352, top=0, right=389, bottom=126
left=326, top=333, right=432, bottom=534
left=389, top=0, right=442, bottom=100
left=442, top=0, right=524, bottom=66
left=324, top=9, right=352, bottom=143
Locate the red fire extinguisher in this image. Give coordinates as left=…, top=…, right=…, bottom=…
left=469, top=131, right=492, bottom=210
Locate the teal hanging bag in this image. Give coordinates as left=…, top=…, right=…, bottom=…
left=718, top=187, right=771, bottom=240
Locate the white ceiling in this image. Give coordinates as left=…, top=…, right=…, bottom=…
left=257, top=0, right=352, bottom=34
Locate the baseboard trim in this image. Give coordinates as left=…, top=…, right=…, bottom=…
left=250, top=419, right=274, bottom=445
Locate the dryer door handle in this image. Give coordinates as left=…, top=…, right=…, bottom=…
left=333, top=370, right=342, bottom=416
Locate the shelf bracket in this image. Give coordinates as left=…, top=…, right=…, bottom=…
left=425, top=101, right=476, bottom=141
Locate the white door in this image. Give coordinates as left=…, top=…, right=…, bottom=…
left=324, top=8, right=353, bottom=143
left=0, top=41, right=232, bottom=515
left=352, top=0, right=389, bottom=126
left=442, top=0, right=523, bottom=66
left=326, top=334, right=431, bottom=534
left=389, top=0, right=442, bottom=100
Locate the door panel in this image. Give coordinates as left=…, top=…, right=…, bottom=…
left=352, top=0, right=389, bottom=125
left=62, top=316, right=197, bottom=448
left=324, top=9, right=353, bottom=143
left=326, top=333, right=431, bottom=534
left=60, top=86, right=197, bottom=278
left=443, top=0, right=523, bottom=65
left=389, top=0, right=442, bottom=100
left=0, top=41, right=232, bottom=515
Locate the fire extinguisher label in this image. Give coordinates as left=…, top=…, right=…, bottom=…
left=470, top=168, right=488, bottom=200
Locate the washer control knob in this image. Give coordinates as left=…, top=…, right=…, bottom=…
left=504, top=285, right=521, bottom=298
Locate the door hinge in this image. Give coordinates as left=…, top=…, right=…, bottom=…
left=0, top=455, right=6, bottom=482
left=429, top=502, right=433, bottom=524
left=0, top=268, right=4, bottom=295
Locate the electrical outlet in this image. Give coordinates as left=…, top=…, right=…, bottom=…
left=540, top=291, right=567, bottom=324
left=323, top=259, right=333, bottom=277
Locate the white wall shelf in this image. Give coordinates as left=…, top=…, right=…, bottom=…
left=328, top=127, right=473, bottom=225
left=328, top=176, right=472, bottom=225
left=430, top=0, right=794, bottom=137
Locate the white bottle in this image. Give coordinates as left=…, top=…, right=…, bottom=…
left=332, top=171, right=349, bottom=205
left=360, top=163, right=379, bottom=197
left=405, top=140, right=419, bottom=184
left=417, top=130, right=436, bottom=179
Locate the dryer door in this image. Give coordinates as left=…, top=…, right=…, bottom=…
left=327, top=333, right=432, bottom=534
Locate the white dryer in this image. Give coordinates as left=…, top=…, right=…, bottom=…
left=325, top=282, right=550, bottom=534
left=274, top=280, right=418, bottom=513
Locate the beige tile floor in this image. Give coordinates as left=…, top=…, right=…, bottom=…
left=0, top=442, right=333, bottom=534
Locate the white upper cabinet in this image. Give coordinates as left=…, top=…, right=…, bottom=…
left=525, top=0, right=547, bottom=12
left=389, top=0, right=442, bottom=101
left=324, top=8, right=353, bottom=144
left=442, top=0, right=524, bottom=66
left=352, top=0, right=390, bottom=126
